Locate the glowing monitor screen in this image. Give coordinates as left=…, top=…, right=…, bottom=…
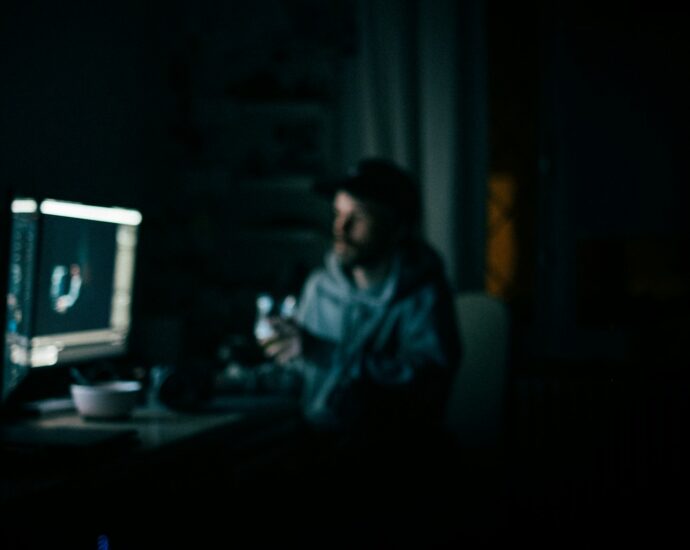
left=2, top=198, right=142, bottom=403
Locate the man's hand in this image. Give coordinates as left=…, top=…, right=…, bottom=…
left=258, top=317, right=303, bottom=366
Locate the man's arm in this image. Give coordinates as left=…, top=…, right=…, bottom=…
left=359, top=284, right=461, bottom=386
left=259, top=317, right=337, bottom=367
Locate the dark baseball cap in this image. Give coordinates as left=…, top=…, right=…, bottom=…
left=314, top=158, right=421, bottom=222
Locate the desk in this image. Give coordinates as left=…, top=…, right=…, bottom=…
left=0, top=395, right=307, bottom=549
left=22, top=395, right=299, bottom=450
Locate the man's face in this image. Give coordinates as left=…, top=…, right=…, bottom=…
left=332, top=191, right=397, bottom=268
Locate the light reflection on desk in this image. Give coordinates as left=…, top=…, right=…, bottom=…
left=28, top=394, right=300, bottom=450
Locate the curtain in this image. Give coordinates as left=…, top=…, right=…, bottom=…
left=339, top=0, right=488, bottom=291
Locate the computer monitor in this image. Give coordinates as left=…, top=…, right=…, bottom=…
left=1, top=197, right=142, bottom=409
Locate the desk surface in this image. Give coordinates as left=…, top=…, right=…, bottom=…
left=0, top=394, right=303, bottom=507
left=25, top=395, right=298, bottom=450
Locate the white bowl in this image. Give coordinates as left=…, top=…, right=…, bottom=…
left=70, top=381, right=142, bottom=419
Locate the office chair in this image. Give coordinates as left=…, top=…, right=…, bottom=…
left=408, top=292, right=513, bottom=542
left=444, top=292, right=510, bottom=451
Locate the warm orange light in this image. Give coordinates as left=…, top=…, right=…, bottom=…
left=486, top=173, right=517, bottom=299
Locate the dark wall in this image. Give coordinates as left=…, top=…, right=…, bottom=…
left=0, top=1, right=175, bottom=207
left=550, top=2, right=689, bottom=366
left=489, top=1, right=689, bottom=367
left=558, top=3, right=689, bottom=238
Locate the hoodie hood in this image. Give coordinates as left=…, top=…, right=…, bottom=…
left=317, top=239, right=449, bottom=307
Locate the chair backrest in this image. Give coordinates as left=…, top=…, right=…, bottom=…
left=445, top=292, right=510, bottom=449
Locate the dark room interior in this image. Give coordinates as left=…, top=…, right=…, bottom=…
left=1, top=0, right=688, bottom=548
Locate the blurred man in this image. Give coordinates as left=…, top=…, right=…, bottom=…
left=260, top=158, right=461, bottom=441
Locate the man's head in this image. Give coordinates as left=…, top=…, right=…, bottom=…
left=316, top=158, right=420, bottom=268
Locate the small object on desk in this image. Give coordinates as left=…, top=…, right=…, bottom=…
left=214, top=361, right=303, bottom=397
left=70, top=381, right=142, bottom=420
left=214, top=362, right=250, bottom=393
left=20, top=396, right=77, bottom=416
left=70, top=366, right=92, bottom=386
left=146, top=364, right=173, bottom=409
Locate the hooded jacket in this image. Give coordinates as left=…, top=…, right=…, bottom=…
left=295, top=240, right=462, bottom=435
